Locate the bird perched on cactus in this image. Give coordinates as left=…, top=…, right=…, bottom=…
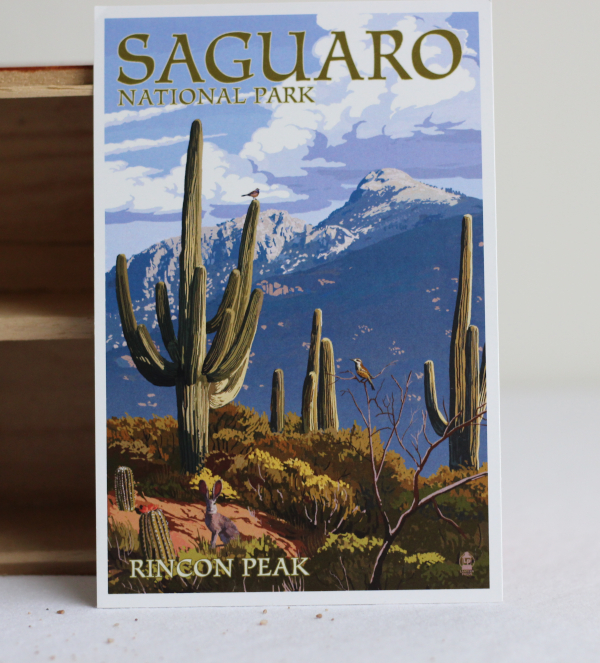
left=243, top=188, right=260, bottom=198
left=352, top=358, right=375, bottom=390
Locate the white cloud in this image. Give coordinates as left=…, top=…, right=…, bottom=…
left=240, top=12, right=479, bottom=174
left=105, top=135, right=190, bottom=155
left=104, top=141, right=303, bottom=222
left=103, top=12, right=479, bottom=218
left=104, top=104, right=187, bottom=127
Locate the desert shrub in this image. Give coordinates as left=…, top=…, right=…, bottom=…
left=106, top=404, right=490, bottom=584
left=189, top=467, right=239, bottom=500
left=218, top=449, right=358, bottom=539
left=107, top=414, right=180, bottom=484
left=107, top=517, right=140, bottom=569
left=108, top=535, right=293, bottom=595
left=306, top=533, right=451, bottom=591
left=421, top=551, right=490, bottom=589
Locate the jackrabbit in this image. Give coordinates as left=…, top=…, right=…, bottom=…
left=198, top=480, right=240, bottom=548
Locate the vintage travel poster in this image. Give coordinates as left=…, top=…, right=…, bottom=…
left=94, top=1, right=501, bottom=607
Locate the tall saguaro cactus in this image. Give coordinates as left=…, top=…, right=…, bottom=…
left=301, top=309, right=322, bottom=433
left=318, top=338, right=339, bottom=431
left=270, top=368, right=285, bottom=433
left=116, top=120, right=264, bottom=473
left=424, top=214, right=486, bottom=469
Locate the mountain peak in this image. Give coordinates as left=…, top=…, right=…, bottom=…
left=357, top=168, right=460, bottom=206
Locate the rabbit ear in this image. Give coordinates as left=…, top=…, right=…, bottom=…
left=198, top=480, right=208, bottom=496
left=213, top=480, right=223, bottom=499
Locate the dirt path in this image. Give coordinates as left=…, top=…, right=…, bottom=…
left=108, top=493, right=305, bottom=557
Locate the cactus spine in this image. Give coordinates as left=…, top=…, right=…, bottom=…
left=116, top=120, right=264, bottom=473
left=301, top=309, right=322, bottom=433
left=318, top=338, right=339, bottom=431
left=424, top=214, right=486, bottom=469
left=270, top=368, right=285, bottom=433
left=139, top=509, right=176, bottom=563
left=115, top=466, right=135, bottom=511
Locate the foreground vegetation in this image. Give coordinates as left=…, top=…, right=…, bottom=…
left=107, top=404, right=489, bottom=592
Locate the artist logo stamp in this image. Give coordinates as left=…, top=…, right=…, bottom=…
left=459, top=551, right=475, bottom=577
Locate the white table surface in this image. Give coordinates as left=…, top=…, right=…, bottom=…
left=1, top=388, right=599, bottom=663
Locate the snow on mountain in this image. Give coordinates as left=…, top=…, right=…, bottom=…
left=105, top=169, right=481, bottom=350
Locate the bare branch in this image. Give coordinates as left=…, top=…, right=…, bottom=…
left=433, top=500, right=467, bottom=538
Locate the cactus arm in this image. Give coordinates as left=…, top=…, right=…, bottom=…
left=208, top=352, right=250, bottom=408
left=424, top=360, right=449, bottom=436
left=465, top=325, right=481, bottom=470
left=233, top=200, right=260, bottom=334
left=479, top=343, right=487, bottom=409
left=116, top=255, right=176, bottom=386
left=155, top=282, right=179, bottom=363
left=318, top=338, right=339, bottom=431
left=306, top=309, right=322, bottom=377
left=302, top=371, right=318, bottom=433
left=449, top=215, right=473, bottom=424
left=302, top=309, right=322, bottom=428
left=136, top=325, right=177, bottom=383
left=179, top=120, right=203, bottom=342
left=206, top=269, right=240, bottom=334
left=167, top=341, right=181, bottom=365
left=115, top=254, right=138, bottom=346
left=270, top=368, right=285, bottom=433
left=206, top=289, right=264, bottom=383
left=181, top=266, right=207, bottom=385
left=202, top=308, right=235, bottom=374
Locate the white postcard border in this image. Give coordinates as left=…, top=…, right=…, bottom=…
left=94, top=0, right=502, bottom=608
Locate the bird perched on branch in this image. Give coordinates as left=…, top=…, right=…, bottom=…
left=243, top=188, right=260, bottom=198
left=352, top=358, right=375, bottom=390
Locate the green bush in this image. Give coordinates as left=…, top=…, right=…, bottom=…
left=106, top=403, right=490, bottom=591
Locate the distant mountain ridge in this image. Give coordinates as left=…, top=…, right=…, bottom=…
left=105, top=169, right=482, bottom=351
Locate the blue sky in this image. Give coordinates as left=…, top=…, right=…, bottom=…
left=103, top=10, right=482, bottom=269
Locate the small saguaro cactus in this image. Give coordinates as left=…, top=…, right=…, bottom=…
left=116, top=120, right=264, bottom=473
left=115, top=466, right=135, bottom=511
left=270, top=368, right=285, bottom=433
left=423, top=214, right=486, bottom=470
left=138, top=506, right=176, bottom=564
left=318, top=338, right=339, bottom=431
left=301, top=309, right=322, bottom=433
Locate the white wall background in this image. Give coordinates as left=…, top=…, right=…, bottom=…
left=2, top=0, right=598, bottom=388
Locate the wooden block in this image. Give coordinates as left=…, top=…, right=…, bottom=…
left=0, top=293, right=93, bottom=341
left=0, top=85, right=93, bottom=99
left=0, top=97, right=93, bottom=243
left=0, top=67, right=93, bottom=99
left=0, top=340, right=94, bottom=433
left=0, top=504, right=95, bottom=575
left=0, top=243, right=93, bottom=292
left=0, top=340, right=96, bottom=574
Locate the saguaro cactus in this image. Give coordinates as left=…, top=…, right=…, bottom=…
left=116, top=120, right=264, bottom=473
left=115, top=466, right=135, bottom=511
left=270, top=369, right=285, bottom=433
left=139, top=508, right=176, bottom=563
left=318, top=338, right=339, bottom=431
left=301, top=309, right=322, bottom=433
left=424, top=214, right=486, bottom=469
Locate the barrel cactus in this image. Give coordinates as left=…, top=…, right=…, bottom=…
left=139, top=507, right=176, bottom=563
left=115, top=466, right=135, bottom=511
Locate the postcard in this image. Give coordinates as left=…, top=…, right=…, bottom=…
left=94, top=1, right=501, bottom=607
